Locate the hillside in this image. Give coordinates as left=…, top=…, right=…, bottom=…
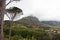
left=4, top=16, right=60, bottom=40
left=4, top=16, right=51, bottom=29
left=16, top=16, right=51, bottom=28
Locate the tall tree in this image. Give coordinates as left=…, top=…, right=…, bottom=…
left=6, top=7, right=23, bottom=40
left=0, top=0, right=20, bottom=40
left=0, top=0, right=6, bottom=40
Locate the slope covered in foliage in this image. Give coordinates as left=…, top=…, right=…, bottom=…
left=14, top=16, right=51, bottom=28
left=4, top=16, right=51, bottom=30
left=4, top=16, right=60, bottom=40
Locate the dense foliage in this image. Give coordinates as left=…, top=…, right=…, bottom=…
left=4, top=16, right=60, bottom=40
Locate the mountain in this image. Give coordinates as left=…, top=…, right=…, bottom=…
left=16, top=16, right=51, bottom=28
left=4, top=16, right=51, bottom=29
left=41, top=21, right=60, bottom=26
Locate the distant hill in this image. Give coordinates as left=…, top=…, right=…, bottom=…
left=41, top=21, right=60, bottom=26
left=16, top=16, right=51, bottom=28
left=4, top=16, right=51, bottom=29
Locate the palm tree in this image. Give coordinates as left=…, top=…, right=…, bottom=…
left=0, top=0, right=20, bottom=40
left=6, top=7, right=23, bottom=40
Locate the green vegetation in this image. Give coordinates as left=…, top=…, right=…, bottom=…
left=4, top=16, right=60, bottom=40
left=4, top=26, right=50, bottom=40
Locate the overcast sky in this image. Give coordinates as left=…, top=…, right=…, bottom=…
left=5, top=0, right=60, bottom=21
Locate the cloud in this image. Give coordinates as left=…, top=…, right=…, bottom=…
left=5, top=0, right=60, bottom=21
left=33, top=0, right=60, bottom=21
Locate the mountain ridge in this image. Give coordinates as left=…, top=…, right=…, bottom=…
left=41, top=21, right=60, bottom=26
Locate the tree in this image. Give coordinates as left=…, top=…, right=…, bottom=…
left=6, top=7, right=23, bottom=40
left=0, top=0, right=6, bottom=40
left=0, top=0, right=20, bottom=40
